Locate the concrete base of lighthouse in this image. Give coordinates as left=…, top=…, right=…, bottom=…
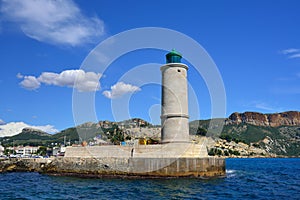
left=45, top=143, right=225, bottom=178
left=43, top=156, right=225, bottom=178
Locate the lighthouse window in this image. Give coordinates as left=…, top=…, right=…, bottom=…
left=177, top=69, right=181, bottom=72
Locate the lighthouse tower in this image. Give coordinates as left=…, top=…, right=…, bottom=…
left=161, top=50, right=190, bottom=143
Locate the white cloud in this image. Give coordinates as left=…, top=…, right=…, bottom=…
left=1, top=0, right=105, bottom=46
left=34, top=124, right=58, bottom=134
left=0, top=122, right=58, bottom=137
left=19, top=75, right=41, bottom=90
left=288, top=53, right=300, bottom=59
left=245, top=101, right=283, bottom=112
left=271, top=87, right=300, bottom=95
left=281, top=48, right=300, bottom=54
left=102, top=82, right=141, bottom=99
left=280, top=48, right=300, bottom=59
left=19, top=69, right=101, bottom=92
left=253, top=103, right=274, bottom=111
left=0, top=119, right=5, bottom=125
left=16, top=73, right=23, bottom=79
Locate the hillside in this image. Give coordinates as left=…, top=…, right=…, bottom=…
left=0, top=128, right=52, bottom=146
left=0, top=126, right=102, bottom=147
left=1, top=112, right=299, bottom=157
left=0, top=118, right=152, bottom=146
left=190, top=111, right=300, bottom=157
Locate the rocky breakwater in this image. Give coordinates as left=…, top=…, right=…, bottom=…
left=226, top=111, right=300, bottom=127
left=0, top=158, right=52, bottom=173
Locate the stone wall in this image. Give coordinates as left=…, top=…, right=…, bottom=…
left=64, top=143, right=208, bottom=158
left=50, top=144, right=223, bottom=178
left=44, top=157, right=225, bottom=178
left=0, top=155, right=225, bottom=178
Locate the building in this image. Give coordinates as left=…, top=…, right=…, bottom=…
left=7, top=146, right=39, bottom=156
left=0, top=145, right=4, bottom=156
left=52, top=146, right=66, bottom=156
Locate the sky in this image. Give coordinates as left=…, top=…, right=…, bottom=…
left=0, top=0, right=299, bottom=134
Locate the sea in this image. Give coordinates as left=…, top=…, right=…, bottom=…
left=0, top=158, right=299, bottom=200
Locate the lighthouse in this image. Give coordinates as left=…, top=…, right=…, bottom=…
left=62, top=49, right=224, bottom=178
left=161, top=50, right=190, bottom=143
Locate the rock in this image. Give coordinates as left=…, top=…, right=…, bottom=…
left=226, top=111, right=300, bottom=127
left=21, top=127, right=50, bottom=136
left=0, top=158, right=51, bottom=173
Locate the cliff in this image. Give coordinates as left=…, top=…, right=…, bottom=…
left=21, top=128, right=51, bottom=137
left=190, top=111, right=300, bottom=157
left=226, top=111, right=300, bottom=127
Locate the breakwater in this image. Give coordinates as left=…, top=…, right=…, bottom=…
left=0, top=158, right=51, bottom=173
left=0, top=157, right=225, bottom=178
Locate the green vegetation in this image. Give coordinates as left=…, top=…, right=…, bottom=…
left=1, top=117, right=299, bottom=157
left=220, top=123, right=300, bottom=156
left=36, top=146, right=47, bottom=156
left=190, top=118, right=300, bottom=157
left=196, top=127, right=207, bottom=136
left=108, top=124, right=124, bottom=145
left=208, top=148, right=240, bottom=156
left=0, top=126, right=101, bottom=147
left=219, top=134, right=246, bottom=144
left=189, top=120, right=210, bottom=135
left=4, top=149, right=16, bottom=156
left=0, top=128, right=78, bottom=147
left=0, top=117, right=155, bottom=148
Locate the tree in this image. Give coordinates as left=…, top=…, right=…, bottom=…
left=125, top=135, right=131, bottom=140
left=37, top=146, right=47, bottom=156
left=4, top=149, right=16, bottom=156
left=224, top=150, right=229, bottom=156
left=110, top=127, right=124, bottom=145
left=208, top=148, right=216, bottom=156
left=220, top=134, right=232, bottom=142
left=196, top=127, right=207, bottom=136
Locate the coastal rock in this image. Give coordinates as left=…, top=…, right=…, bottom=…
left=0, top=158, right=49, bottom=173
left=226, top=111, right=300, bottom=127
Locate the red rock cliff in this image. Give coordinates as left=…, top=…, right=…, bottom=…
left=226, top=111, right=300, bottom=127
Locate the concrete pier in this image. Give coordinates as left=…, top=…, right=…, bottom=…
left=0, top=156, right=225, bottom=178
left=59, top=145, right=225, bottom=178
left=44, top=157, right=225, bottom=178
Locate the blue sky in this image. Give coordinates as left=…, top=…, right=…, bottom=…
left=0, top=0, right=300, bottom=132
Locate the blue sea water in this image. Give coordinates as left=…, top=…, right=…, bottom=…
left=0, top=158, right=299, bottom=200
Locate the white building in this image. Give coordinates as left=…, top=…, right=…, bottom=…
left=0, top=145, right=4, bottom=156
left=8, top=146, right=39, bottom=156
left=52, top=146, right=66, bottom=156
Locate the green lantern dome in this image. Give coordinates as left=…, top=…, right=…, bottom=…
left=166, top=49, right=182, bottom=63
